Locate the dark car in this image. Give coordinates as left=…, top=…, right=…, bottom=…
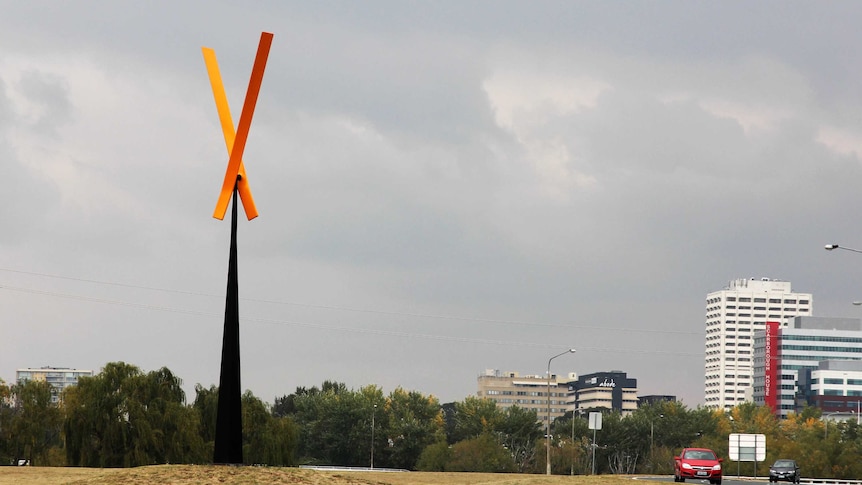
left=769, top=459, right=800, bottom=483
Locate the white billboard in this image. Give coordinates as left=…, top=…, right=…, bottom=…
left=728, top=433, right=766, bottom=462
left=588, top=412, right=602, bottom=430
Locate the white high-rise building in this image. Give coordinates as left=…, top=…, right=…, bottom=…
left=704, top=278, right=812, bottom=411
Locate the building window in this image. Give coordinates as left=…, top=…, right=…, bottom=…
left=825, top=378, right=844, bottom=385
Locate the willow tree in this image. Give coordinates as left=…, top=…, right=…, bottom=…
left=64, top=362, right=204, bottom=467
left=9, top=379, right=61, bottom=465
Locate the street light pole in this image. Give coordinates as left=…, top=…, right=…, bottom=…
left=571, top=410, right=576, bottom=476
left=649, top=413, right=663, bottom=472
left=546, top=348, right=576, bottom=475
left=825, top=411, right=841, bottom=439
left=371, top=403, right=377, bottom=469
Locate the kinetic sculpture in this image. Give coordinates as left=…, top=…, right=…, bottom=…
left=202, top=32, right=273, bottom=464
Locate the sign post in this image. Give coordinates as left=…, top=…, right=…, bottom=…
left=588, top=412, right=602, bottom=475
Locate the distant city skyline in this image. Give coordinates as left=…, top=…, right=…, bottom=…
left=704, top=278, right=812, bottom=411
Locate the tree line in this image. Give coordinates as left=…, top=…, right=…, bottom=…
left=2, top=362, right=862, bottom=476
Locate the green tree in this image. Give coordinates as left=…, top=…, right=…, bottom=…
left=773, top=412, right=830, bottom=477
left=451, top=396, right=501, bottom=442
left=0, top=379, right=13, bottom=465
left=9, top=379, right=61, bottom=465
left=445, top=398, right=543, bottom=473
left=272, top=393, right=296, bottom=418
left=498, top=405, right=542, bottom=472
left=724, top=402, right=779, bottom=475
left=445, top=433, right=516, bottom=472
left=360, top=385, right=385, bottom=469
left=64, top=362, right=204, bottom=467
left=550, top=413, right=591, bottom=475
left=292, top=380, right=367, bottom=465
left=415, top=441, right=450, bottom=471
left=289, top=382, right=444, bottom=470
left=242, top=391, right=298, bottom=466
left=65, top=361, right=142, bottom=466
left=833, top=420, right=862, bottom=478
left=191, top=385, right=297, bottom=466
left=192, top=384, right=218, bottom=455
left=381, top=387, right=444, bottom=470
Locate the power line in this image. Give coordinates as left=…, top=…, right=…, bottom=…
left=0, top=283, right=702, bottom=358
left=0, top=267, right=702, bottom=336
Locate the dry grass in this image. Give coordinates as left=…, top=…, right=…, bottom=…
left=0, top=466, right=639, bottom=485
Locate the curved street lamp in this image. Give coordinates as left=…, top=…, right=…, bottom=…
left=546, top=348, right=576, bottom=475
left=824, top=411, right=843, bottom=439
left=825, top=244, right=862, bottom=254
left=650, top=413, right=664, bottom=456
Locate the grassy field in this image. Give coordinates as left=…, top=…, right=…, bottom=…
left=0, top=466, right=641, bottom=485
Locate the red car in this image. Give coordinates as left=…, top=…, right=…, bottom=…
left=674, top=447, right=723, bottom=484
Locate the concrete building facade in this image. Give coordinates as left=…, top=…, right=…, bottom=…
left=752, top=317, right=862, bottom=418
left=808, top=360, right=862, bottom=416
left=16, top=366, right=93, bottom=404
left=477, top=369, right=640, bottom=421
left=705, top=278, right=812, bottom=411
left=570, top=371, right=639, bottom=417
left=477, top=369, right=576, bottom=423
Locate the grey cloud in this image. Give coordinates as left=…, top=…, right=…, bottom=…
left=0, top=79, right=61, bottom=246
left=5, top=2, right=862, bottom=407
left=17, top=70, right=73, bottom=138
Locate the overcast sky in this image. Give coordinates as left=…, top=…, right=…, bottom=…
left=3, top=1, right=862, bottom=406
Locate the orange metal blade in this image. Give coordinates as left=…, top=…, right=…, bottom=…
left=213, top=32, right=273, bottom=220
left=202, top=46, right=259, bottom=220
left=236, top=168, right=257, bottom=220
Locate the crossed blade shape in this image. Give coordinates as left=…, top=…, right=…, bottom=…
left=202, top=32, right=273, bottom=221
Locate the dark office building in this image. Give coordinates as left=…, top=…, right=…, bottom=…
left=570, top=371, right=638, bottom=416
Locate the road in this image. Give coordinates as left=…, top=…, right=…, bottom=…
left=635, top=477, right=762, bottom=485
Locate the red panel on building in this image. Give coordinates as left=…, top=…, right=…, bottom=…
left=764, top=321, right=780, bottom=413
